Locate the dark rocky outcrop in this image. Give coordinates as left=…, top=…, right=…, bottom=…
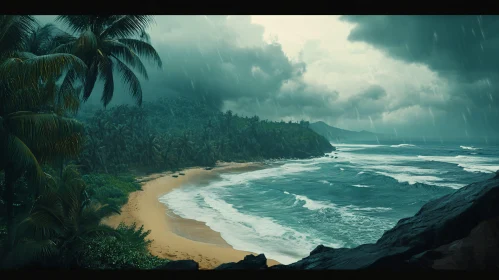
left=272, top=172, right=499, bottom=269
left=215, top=254, right=268, bottom=270
left=408, top=216, right=499, bottom=269
left=155, top=260, right=199, bottom=270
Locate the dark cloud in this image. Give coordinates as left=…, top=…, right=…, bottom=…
left=341, top=15, right=499, bottom=139
left=138, top=16, right=340, bottom=122
left=33, top=15, right=499, bottom=140
left=342, top=16, right=499, bottom=81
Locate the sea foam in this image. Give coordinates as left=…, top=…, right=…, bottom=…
left=161, top=187, right=342, bottom=265
left=418, top=155, right=499, bottom=174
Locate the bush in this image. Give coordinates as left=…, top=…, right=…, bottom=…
left=79, top=223, right=168, bottom=269
left=82, top=174, right=141, bottom=210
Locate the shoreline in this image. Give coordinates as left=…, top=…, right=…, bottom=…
left=102, top=162, right=281, bottom=269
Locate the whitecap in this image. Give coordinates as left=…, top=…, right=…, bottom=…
left=352, top=184, right=370, bottom=188
left=460, top=145, right=481, bottom=151
left=318, top=180, right=333, bottom=186
left=390, top=144, right=416, bottom=148
left=208, top=162, right=321, bottom=189
left=418, top=155, right=499, bottom=174
left=375, top=171, right=464, bottom=189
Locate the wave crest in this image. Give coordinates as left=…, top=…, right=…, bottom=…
left=390, top=144, right=416, bottom=148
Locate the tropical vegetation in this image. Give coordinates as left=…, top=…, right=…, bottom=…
left=0, top=15, right=333, bottom=269
left=77, top=96, right=334, bottom=175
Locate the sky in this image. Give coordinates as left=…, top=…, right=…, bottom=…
left=36, top=15, right=499, bottom=141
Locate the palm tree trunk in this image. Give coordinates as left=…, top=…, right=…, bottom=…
left=3, top=169, right=15, bottom=251
left=59, top=157, right=65, bottom=178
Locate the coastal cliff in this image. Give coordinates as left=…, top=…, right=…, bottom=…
left=160, top=172, right=499, bottom=270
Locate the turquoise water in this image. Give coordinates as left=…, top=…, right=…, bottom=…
left=160, top=142, right=499, bottom=264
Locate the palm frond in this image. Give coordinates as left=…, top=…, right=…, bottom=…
left=44, top=28, right=77, bottom=53
left=98, top=56, right=114, bottom=107
left=79, top=223, right=119, bottom=238
left=107, top=41, right=148, bottom=78
left=3, top=239, right=59, bottom=268
left=0, top=75, right=81, bottom=116
left=74, top=29, right=98, bottom=55
left=55, top=15, right=91, bottom=34
left=57, top=69, right=82, bottom=114
left=0, top=53, right=87, bottom=89
left=117, top=38, right=162, bottom=68
left=113, top=56, right=143, bottom=106
left=58, top=166, right=87, bottom=228
left=18, top=206, right=65, bottom=241
left=50, top=41, right=76, bottom=54
left=4, top=112, right=84, bottom=161
left=0, top=82, right=50, bottom=114
left=82, top=59, right=99, bottom=101
left=79, top=201, right=120, bottom=227
left=0, top=15, right=36, bottom=54
left=139, top=29, right=151, bottom=44
left=25, top=23, right=58, bottom=55
left=60, top=86, right=82, bottom=115
left=61, top=164, right=84, bottom=185
left=100, top=15, right=154, bottom=39
left=51, top=71, right=82, bottom=115
left=0, top=134, right=43, bottom=187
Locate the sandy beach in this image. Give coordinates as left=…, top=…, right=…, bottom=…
left=102, top=162, right=281, bottom=269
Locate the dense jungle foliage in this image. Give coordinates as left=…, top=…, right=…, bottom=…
left=0, top=15, right=333, bottom=269
left=76, top=96, right=335, bottom=174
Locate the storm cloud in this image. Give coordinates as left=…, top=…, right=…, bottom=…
left=36, top=15, right=499, bottom=141
left=341, top=15, right=499, bottom=140
left=139, top=16, right=341, bottom=122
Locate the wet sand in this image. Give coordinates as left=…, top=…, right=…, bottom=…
left=102, top=162, right=281, bottom=269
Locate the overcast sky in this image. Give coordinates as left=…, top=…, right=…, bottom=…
left=37, top=15, right=499, bottom=141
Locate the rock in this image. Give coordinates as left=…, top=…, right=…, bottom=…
left=172, top=175, right=178, bottom=178
left=204, top=167, right=213, bottom=170
left=280, top=175, right=499, bottom=269
left=310, top=245, right=333, bottom=256
left=179, top=172, right=185, bottom=175
left=155, top=260, right=199, bottom=270
left=408, top=216, right=499, bottom=270
left=215, top=254, right=268, bottom=270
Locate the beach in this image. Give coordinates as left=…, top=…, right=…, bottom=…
left=102, top=162, right=281, bottom=269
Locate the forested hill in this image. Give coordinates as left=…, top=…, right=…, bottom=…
left=77, top=96, right=335, bottom=174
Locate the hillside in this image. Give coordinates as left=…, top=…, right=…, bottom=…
left=309, top=121, right=390, bottom=142
left=77, top=96, right=335, bottom=174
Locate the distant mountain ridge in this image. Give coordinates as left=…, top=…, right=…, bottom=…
left=309, top=121, right=391, bottom=142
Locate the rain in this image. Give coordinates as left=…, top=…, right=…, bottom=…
left=56, top=15, right=499, bottom=145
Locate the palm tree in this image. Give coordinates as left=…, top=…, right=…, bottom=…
left=23, top=23, right=83, bottom=116
left=0, top=15, right=87, bottom=252
left=53, top=15, right=163, bottom=107
left=177, top=132, right=194, bottom=162
left=3, top=165, right=119, bottom=268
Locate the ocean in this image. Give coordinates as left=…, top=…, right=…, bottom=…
left=160, top=142, right=499, bottom=265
